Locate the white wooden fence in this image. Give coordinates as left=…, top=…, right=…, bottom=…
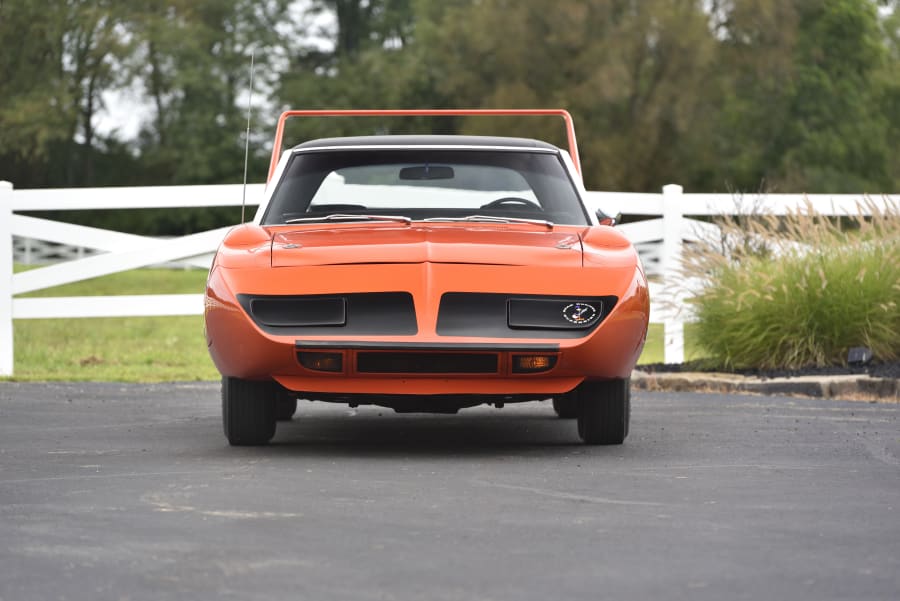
left=1, top=179, right=896, bottom=376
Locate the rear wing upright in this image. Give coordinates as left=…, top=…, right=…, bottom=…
left=266, top=109, right=581, bottom=182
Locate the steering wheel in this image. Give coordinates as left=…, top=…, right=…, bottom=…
left=480, top=197, right=542, bottom=210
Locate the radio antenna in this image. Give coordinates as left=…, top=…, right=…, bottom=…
left=241, top=51, right=255, bottom=224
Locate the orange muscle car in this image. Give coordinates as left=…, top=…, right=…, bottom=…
left=205, top=110, right=649, bottom=446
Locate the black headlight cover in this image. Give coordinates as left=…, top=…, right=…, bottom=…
left=250, top=296, right=346, bottom=327
left=507, top=298, right=603, bottom=330
left=437, top=293, right=616, bottom=338
left=237, top=292, right=417, bottom=335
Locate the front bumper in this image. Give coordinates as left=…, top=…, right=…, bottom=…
left=205, top=262, right=649, bottom=396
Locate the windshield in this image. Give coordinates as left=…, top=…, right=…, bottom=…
left=261, top=149, right=589, bottom=225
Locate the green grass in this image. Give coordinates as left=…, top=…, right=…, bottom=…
left=8, top=266, right=681, bottom=381
left=636, top=323, right=704, bottom=366
left=15, top=264, right=209, bottom=297
left=11, top=267, right=218, bottom=382
left=13, top=315, right=219, bottom=381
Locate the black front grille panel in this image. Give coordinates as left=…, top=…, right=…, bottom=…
left=357, top=352, right=499, bottom=374
left=238, top=292, right=417, bottom=335
left=251, top=296, right=346, bottom=327
left=437, top=293, right=617, bottom=338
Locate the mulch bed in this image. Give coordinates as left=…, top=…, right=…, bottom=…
left=638, top=361, right=900, bottom=380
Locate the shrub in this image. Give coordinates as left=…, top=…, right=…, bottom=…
left=683, top=199, right=900, bottom=369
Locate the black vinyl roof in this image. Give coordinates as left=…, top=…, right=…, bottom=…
left=293, top=135, right=560, bottom=151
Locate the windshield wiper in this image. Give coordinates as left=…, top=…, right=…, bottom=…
left=422, top=215, right=554, bottom=229
left=285, top=214, right=412, bottom=225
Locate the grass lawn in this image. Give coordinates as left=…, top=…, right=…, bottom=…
left=8, top=267, right=695, bottom=381
left=12, top=267, right=218, bottom=382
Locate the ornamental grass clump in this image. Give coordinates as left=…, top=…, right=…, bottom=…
left=683, top=199, right=900, bottom=370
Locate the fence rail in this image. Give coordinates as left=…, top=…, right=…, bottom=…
left=2, top=180, right=896, bottom=376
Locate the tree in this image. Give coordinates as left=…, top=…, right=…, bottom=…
left=773, top=0, right=892, bottom=192
left=0, top=0, right=131, bottom=187
left=404, top=0, right=720, bottom=192
left=3, top=0, right=898, bottom=199
left=704, top=0, right=801, bottom=192
left=276, top=0, right=422, bottom=144
left=126, top=0, right=293, bottom=186
left=879, top=3, right=900, bottom=190
left=708, top=0, right=896, bottom=193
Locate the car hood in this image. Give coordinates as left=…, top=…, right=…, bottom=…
left=269, top=224, right=583, bottom=267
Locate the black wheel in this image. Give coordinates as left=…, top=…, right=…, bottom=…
left=222, top=376, right=277, bottom=446
left=551, top=394, right=579, bottom=419
left=576, top=378, right=630, bottom=445
left=275, top=390, right=298, bottom=421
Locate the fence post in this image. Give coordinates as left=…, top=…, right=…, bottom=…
left=0, top=181, right=14, bottom=376
left=661, top=183, right=684, bottom=364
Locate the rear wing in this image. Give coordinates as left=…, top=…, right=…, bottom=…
left=267, top=109, right=581, bottom=182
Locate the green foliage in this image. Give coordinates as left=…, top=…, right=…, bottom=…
left=0, top=0, right=289, bottom=190
left=126, top=0, right=292, bottom=186
left=2, top=0, right=900, bottom=206
left=776, top=0, right=892, bottom=192
left=0, top=0, right=131, bottom=186
left=373, top=0, right=723, bottom=192
left=277, top=0, right=900, bottom=195
left=685, top=202, right=900, bottom=369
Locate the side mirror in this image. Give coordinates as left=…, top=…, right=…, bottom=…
left=595, top=209, right=621, bottom=227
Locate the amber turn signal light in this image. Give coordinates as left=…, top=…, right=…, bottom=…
left=298, top=351, right=343, bottom=372
left=512, top=354, right=557, bottom=373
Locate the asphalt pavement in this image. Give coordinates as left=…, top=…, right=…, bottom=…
left=0, top=381, right=898, bottom=601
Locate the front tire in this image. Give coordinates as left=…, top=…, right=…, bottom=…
left=551, top=394, right=579, bottom=419
left=576, top=378, right=630, bottom=445
left=275, top=390, right=298, bottom=421
left=222, top=376, right=277, bottom=446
